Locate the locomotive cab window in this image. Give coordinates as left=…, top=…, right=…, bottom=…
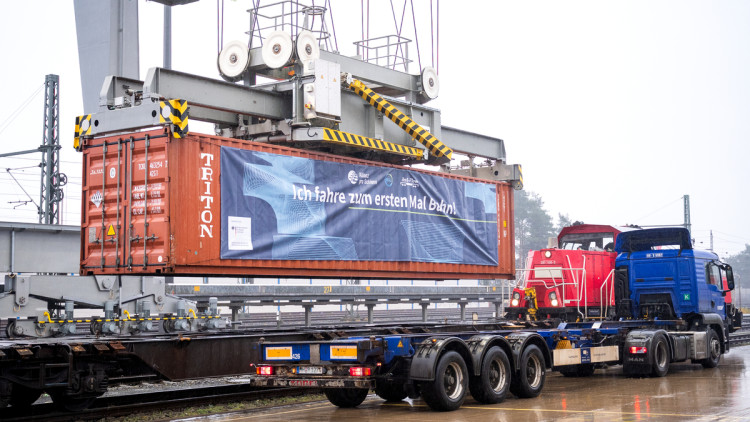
left=560, top=232, right=615, bottom=251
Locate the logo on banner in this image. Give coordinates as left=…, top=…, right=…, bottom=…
left=347, top=170, right=358, bottom=184
left=400, top=177, right=420, bottom=188
left=384, top=174, right=393, bottom=187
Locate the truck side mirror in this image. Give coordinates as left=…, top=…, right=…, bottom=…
left=724, top=265, right=735, bottom=290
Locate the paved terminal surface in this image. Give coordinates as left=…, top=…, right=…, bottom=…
left=184, top=345, right=750, bottom=422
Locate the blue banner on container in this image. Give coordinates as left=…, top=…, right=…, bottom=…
left=220, top=147, right=499, bottom=265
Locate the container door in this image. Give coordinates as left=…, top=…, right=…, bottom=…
left=80, top=133, right=170, bottom=273
left=127, top=135, right=170, bottom=271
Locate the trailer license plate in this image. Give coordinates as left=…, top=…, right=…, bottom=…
left=330, top=345, right=358, bottom=359
left=297, top=366, right=324, bottom=375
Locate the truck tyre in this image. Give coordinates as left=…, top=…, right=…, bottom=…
left=559, top=363, right=596, bottom=377
left=419, top=351, right=468, bottom=411
left=374, top=379, right=407, bottom=402
left=700, top=328, right=721, bottom=369
left=650, top=334, right=670, bottom=377
left=469, top=346, right=511, bottom=404
left=324, top=388, right=369, bottom=408
left=509, top=344, right=546, bottom=398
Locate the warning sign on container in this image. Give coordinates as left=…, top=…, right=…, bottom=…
left=107, top=225, right=116, bottom=236
left=227, top=216, right=253, bottom=250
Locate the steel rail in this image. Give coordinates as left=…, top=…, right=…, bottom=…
left=0, top=384, right=315, bottom=422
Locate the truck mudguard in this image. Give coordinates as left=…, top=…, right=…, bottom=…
left=466, top=334, right=514, bottom=377
left=697, top=313, right=724, bottom=327
left=504, top=332, right=552, bottom=370
left=408, top=337, right=471, bottom=381
left=623, top=329, right=670, bottom=375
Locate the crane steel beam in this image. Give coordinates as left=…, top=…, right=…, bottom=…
left=0, top=222, right=79, bottom=274
left=143, top=67, right=286, bottom=121
left=440, top=126, right=506, bottom=162
left=247, top=49, right=422, bottom=100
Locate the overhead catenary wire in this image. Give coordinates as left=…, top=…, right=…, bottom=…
left=631, top=196, right=683, bottom=223
left=0, top=156, right=81, bottom=165
left=712, top=230, right=750, bottom=243
left=0, top=83, right=44, bottom=138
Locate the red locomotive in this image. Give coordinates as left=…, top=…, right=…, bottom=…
left=506, top=223, right=634, bottom=321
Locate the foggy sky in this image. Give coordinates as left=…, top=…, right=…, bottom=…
left=0, top=0, right=748, bottom=257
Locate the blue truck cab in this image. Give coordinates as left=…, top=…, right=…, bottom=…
left=613, top=227, right=739, bottom=330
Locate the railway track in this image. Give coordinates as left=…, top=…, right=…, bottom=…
left=0, top=384, right=316, bottom=422
left=1, top=327, right=747, bottom=420
left=729, top=331, right=750, bottom=347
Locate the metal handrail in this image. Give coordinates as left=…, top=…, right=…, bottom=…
left=573, top=255, right=586, bottom=320
left=598, top=269, right=616, bottom=319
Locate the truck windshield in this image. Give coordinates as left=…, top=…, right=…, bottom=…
left=560, top=232, right=615, bottom=251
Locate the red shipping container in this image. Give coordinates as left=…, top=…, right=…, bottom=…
left=80, top=129, right=515, bottom=279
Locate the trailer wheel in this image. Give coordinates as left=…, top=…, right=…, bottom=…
left=700, top=328, right=721, bottom=369
left=469, top=346, right=510, bottom=404
left=324, top=388, right=369, bottom=408
left=559, top=363, right=596, bottom=377
left=374, top=380, right=407, bottom=402
left=651, top=334, right=670, bottom=377
left=419, top=351, right=468, bottom=411
left=510, top=344, right=546, bottom=398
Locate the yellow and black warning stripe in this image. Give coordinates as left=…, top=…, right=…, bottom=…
left=517, top=164, right=524, bottom=187
left=347, top=79, right=453, bottom=162
left=322, top=128, right=423, bottom=160
left=36, top=315, right=221, bottom=324
left=74, top=114, right=92, bottom=150
left=159, top=99, right=189, bottom=138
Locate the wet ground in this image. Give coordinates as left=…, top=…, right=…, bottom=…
left=185, top=345, right=750, bottom=421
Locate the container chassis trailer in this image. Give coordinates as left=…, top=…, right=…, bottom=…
left=0, top=315, right=732, bottom=412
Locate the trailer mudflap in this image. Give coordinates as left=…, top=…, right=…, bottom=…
left=505, top=331, right=552, bottom=370
left=409, top=337, right=467, bottom=381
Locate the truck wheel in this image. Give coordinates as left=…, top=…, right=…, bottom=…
left=324, top=388, right=369, bottom=408
left=700, top=328, right=721, bottom=369
left=419, top=351, right=468, bottom=411
left=650, top=334, right=670, bottom=377
left=469, top=346, right=511, bottom=404
left=510, top=344, right=546, bottom=398
left=374, top=379, right=407, bottom=402
left=559, top=363, right=595, bottom=377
